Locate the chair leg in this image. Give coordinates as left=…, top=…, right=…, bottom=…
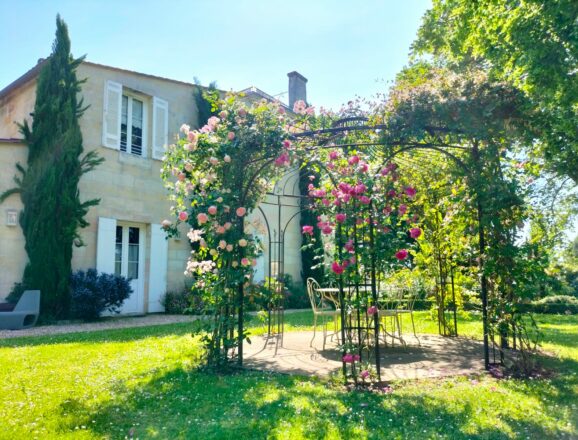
left=310, top=314, right=317, bottom=347
left=410, top=312, right=420, bottom=345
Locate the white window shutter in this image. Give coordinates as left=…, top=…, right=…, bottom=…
left=152, top=96, right=169, bottom=160
left=96, top=217, right=117, bottom=274
left=102, top=81, right=122, bottom=149
left=148, top=224, right=168, bottom=312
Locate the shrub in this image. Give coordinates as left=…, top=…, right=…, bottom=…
left=528, top=295, right=578, bottom=314
left=283, top=275, right=311, bottom=310
left=69, top=269, right=132, bottom=320
left=162, top=284, right=204, bottom=315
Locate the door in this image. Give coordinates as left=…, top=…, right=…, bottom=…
left=115, top=224, right=145, bottom=314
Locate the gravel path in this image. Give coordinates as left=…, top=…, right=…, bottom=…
left=0, top=309, right=311, bottom=339
left=0, top=314, right=199, bottom=339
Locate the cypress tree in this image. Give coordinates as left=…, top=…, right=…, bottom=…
left=1, top=16, right=103, bottom=320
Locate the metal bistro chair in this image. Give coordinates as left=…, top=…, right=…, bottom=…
left=393, top=286, right=420, bottom=345
left=306, top=278, right=340, bottom=350
left=378, top=286, right=405, bottom=346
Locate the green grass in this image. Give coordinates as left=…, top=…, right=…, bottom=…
left=0, top=313, right=576, bottom=439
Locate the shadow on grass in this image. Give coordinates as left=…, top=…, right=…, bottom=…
left=0, top=321, right=200, bottom=348
left=64, top=364, right=576, bottom=440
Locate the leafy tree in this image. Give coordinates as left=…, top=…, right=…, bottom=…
left=192, top=78, right=219, bottom=127
left=0, top=16, right=103, bottom=320
left=413, top=0, right=578, bottom=182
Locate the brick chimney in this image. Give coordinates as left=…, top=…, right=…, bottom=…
left=287, top=71, right=308, bottom=109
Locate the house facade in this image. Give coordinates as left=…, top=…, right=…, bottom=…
left=0, top=61, right=305, bottom=313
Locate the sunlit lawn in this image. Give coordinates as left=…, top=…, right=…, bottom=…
left=0, top=312, right=576, bottom=439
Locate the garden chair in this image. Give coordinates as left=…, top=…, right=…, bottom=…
left=392, top=286, right=420, bottom=344
left=306, top=278, right=340, bottom=350
left=0, top=290, right=41, bottom=330
left=378, top=286, right=405, bottom=346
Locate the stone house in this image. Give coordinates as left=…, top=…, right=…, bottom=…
left=0, top=60, right=307, bottom=314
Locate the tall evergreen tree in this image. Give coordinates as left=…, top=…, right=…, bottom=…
left=0, top=16, right=103, bottom=320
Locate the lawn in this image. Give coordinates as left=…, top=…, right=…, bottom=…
left=0, top=312, right=576, bottom=439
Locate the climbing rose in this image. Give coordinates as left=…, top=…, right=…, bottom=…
left=241, top=258, right=250, bottom=266
left=238, top=239, right=248, bottom=247
left=224, top=154, right=231, bottom=163
left=321, top=225, right=333, bottom=235
left=348, top=155, right=360, bottom=165
left=410, top=228, right=422, bottom=239
left=360, top=370, right=370, bottom=379
left=209, top=157, right=219, bottom=166
left=208, top=206, right=217, bottom=215
left=227, top=131, right=235, bottom=141
left=180, top=124, right=190, bottom=134
left=218, top=240, right=227, bottom=249
left=367, top=305, right=378, bottom=316
left=329, top=150, right=339, bottom=160
left=359, top=196, right=370, bottom=205
left=331, top=261, right=344, bottom=275
left=335, top=213, right=346, bottom=223
left=405, top=187, right=417, bottom=198
left=161, top=219, right=171, bottom=229
left=197, top=213, right=209, bottom=224
left=293, top=100, right=307, bottom=114
left=236, top=207, right=246, bottom=217
left=302, top=225, right=314, bottom=235
left=398, top=204, right=408, bottom=215
left=282, top=140, right=292, bottom=149
left=395, top=249, right=408, bottom=260
left=178, top=211, right=188, bottom=221
left=226, top=244, right=233, bottom=252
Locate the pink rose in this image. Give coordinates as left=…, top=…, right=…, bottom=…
left=238, top=108, right=247, bottom=117
left=218, top=240, right=227, bottom=249
left=282, top=140, right=292, bottom=149
left=236, top=207, right=246, bottom=217
left=178, top=211, right=188, bottom=221
left=395, top=249, right=408, bottom=260
left=224, top=154, right=231, bottom=163
left=209, top=157, right=219, bottom=166
left=329, top=150, right=339, bottom=161
left=197, top=213, right=209, bottom=224
left=405, top=187, right=417, bottom=198
left=343, top=354, right=354, bottom=363
left=216, top=226, right=225, bottom=234
left=410, top=227, right=422, bottom=239
left=367, top=305, right=378, bottom=316
left=387, top=190, right=397, bottom=198
left=302, top=225, right=314, bottom=235
left=219, top=110, right=228, bottom=119
left=335, top=213, right=346, bottom=223
left=322, top=225, right=333, bottom=235
left=348, top=155, right=360, bottom=165
left=331, top=261, right=344, bottom=275
left=187, top=131, right=198, bottom=143
left=227, top=132, right=235, bottom=141
left=252, top=259, right=257, bottom=267
left=241, top=257, right=250, bottom=266
left=360, top=370, right=370, bottom=379
left=398, top=204, right=408, bottom=216
left=226, top=244, right=233, bottom=252
left=238, top=239, right=248, bottom=247
left=208, top=206, right=217, bottom=215
left=178, top=172, right=186, bottom=182
left=161, top=219, right=171, bottom=229
left=224, top=222, right=232, bottom=230
left=359, top=196, right=371, bottom=205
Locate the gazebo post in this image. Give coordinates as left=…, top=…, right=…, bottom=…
left=368, top=207, right=382, bottom=382
left=472, top=143, right=490, bottom=370
left=337, top=223, right=348, bottom=381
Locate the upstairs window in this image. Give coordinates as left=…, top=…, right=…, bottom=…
left=102, top=80, right=168, bottom=160
left=120, top=95, right=144, bottom=156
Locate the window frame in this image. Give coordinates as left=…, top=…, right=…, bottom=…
left=119, top=91, right=148, bottom=158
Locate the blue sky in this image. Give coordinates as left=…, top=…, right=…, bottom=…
left=0, top=0, right=431, bottom=109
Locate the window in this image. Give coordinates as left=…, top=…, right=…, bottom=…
left=103, top=80, right=168, bottom=159
left=120, top=95, right=144, bottom=156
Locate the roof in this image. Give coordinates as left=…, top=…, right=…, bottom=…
left=0, top=59, right=296, bottom=112
left=240, top=86, right=290, bottom=110
left=0, top=59, right=202, bottom=101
